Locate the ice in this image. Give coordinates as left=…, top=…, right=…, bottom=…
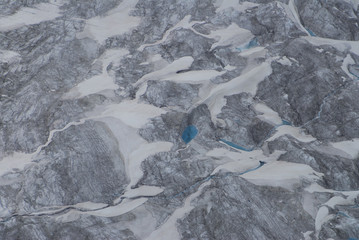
left=93, top=100, right=166, bottom=129
left=276, top=56, right=292, bottom=66
left=342, top=54, right=356, bottom=80
left=254, top=103, right=283, bottom=125
left=167, top=69, right=224, bottom=83
left=145, top=181, right=211, bottom=240
left=315, top=206, right=333, bottom=237
left=0, top=152, right=34, bottom=177
left=242, top=161, right=323, bottom=189
left=204, top=60, right=273, bottom=123
left=0, top=1, right=62, bottom=31
left=73, top=202, right=108, bottom=210
left=214, top=0, right=259, bottom=13
left=302, top=36, right=359, bottom=54
left=182, top=125, right=198, bottom=144
left=266, top=125, right=316, bottom=143
left=330, top=139, right=359, bottom=159
left=0, top=50, right=21, bottom=63
left=209, top=149, right=283, bottom=175
left=77, top=0, right=140, bottom=43
left=138, top=15, right=204, bottom=51
left=281, top=0, right=310, bottom=35
left=122, top=186, right=164, bottom=198
left=209, top=23, right=254, bottom=50
left=63, top=48, right=129, bottom=99
left=85, top=198, right=147, bottom=218
left=126, top=141, right=173, bottom=188
left=135, top=56, right=194, bottom=86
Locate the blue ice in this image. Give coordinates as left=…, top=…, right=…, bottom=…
left=219, top=139, right=254, bottom=152
left=349, top=65, right=359, bottom=80
left=282, top=119, right=292, bottom=126
left=306, top=29, right=316, bottom=36
left=182, top=125, right=198, bottom=144
left=237, top=38, right=259, bottom=52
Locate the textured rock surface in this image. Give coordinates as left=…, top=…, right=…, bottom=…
left=0, top=0, right=359, bottom=239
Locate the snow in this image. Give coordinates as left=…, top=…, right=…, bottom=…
left=135, top=56, right=194, bottom=86
left=312, top=190, right=359, bottom=237
left=145, top=181, right=211, bottom=240
left=303, top=231, right=313, bottom=240
left=306, top=183, right=359, bottom=198
left=302, top=36, right=359, bottom=54
left=0, top=152, right=34, bottom=177
left=254, top=103, right=283, bottom=125
left=239, top=46, right=266, bottom=57
left=276, top=56, right=292, bottom=66
left=204, top=60, right=272, bottom=122
left=134, top=56, right=224, bottom=101
left=242, top=161, right=323, bottom=189
left=93, top=100, right=166, bottom=129
left=266, top=125, right=316, bottom=143
left=167, top=69, right=224, bottom=83
left=315, top=206, right=333, bottom=237
left=122, top=186, right=164, bottom=199
left=77, top=0, right=140, bottom=43
left=86, top=198, right=148, bottom=218
left=138, top=15, right=204, bottom=51
left=209, top=23, right=254, bottom=50
left=342, top=54, right=356, bottom=80
left=92, top=115, right=171, bottom=204
left=224, top=65, right=236, bottom=71
left=346, top=0, right=359, bottom=10
left=0, top=1, right=62, bottom=31
left=126, top=141, right=173, bottom=188
left=33, top=119, right=87, bottom=156
left=64, top=48, right=129, bottom=99
left=214, top=0, right=259, bottom=13
left=210, top=149, right=283, bottom=175
left=325, top=196, right=349, bottom=208
left=0, top=50, right=21, bottom=63
left=330, top=138, right=359, bottom=159
left=281, top=0, right=310, bottom=35
left=74, top=201, right=108, bottom=210
left=56, top=210, right=81, bottom=223
left=0, top=118, right=90, bottom=177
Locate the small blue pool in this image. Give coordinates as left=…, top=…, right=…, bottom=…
left=306, top=28, right=316, bottom=36
left=219, top=139, right=254, bottom=152
left=182, top=125, right=198, bottom=144
left=237, top=38, right=259, bottom=52
left=282, top=119, right=292, bottom=126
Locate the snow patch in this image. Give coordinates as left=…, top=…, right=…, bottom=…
left=242, top=161, right=323, bottom=189
left=92, top=100, right=166, bottom=129
left=64, top=48, right=129, bottom=99
left=0, top=50, right=21, bottom=63
left=214, top=0, right=259, bottom=13
left=330, top=139, right=359, bottom=159
left=205, top=60, right=272, bottom=123
left=0, top=1, right=63, bottom=31
left=86, top=198, right=147, bottom=217
left=145, top=181, right=211, bottom=240
left=266, top=125, right=316, bottom=143
left=0, top=152, right=34, bottom=177
left=254, top=103, right=283, bottom=125
left=77, top=0, right=140, bottom=43
left=210, top=23, right=254, bottom=50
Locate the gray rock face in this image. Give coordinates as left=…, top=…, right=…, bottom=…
left=141, top=80, right=200, bottom=111
left=178, top=175, right=314, bottom=240
left=0, top=0, right=359, bottom=239
left=295, top=0, right=359, bottom=40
